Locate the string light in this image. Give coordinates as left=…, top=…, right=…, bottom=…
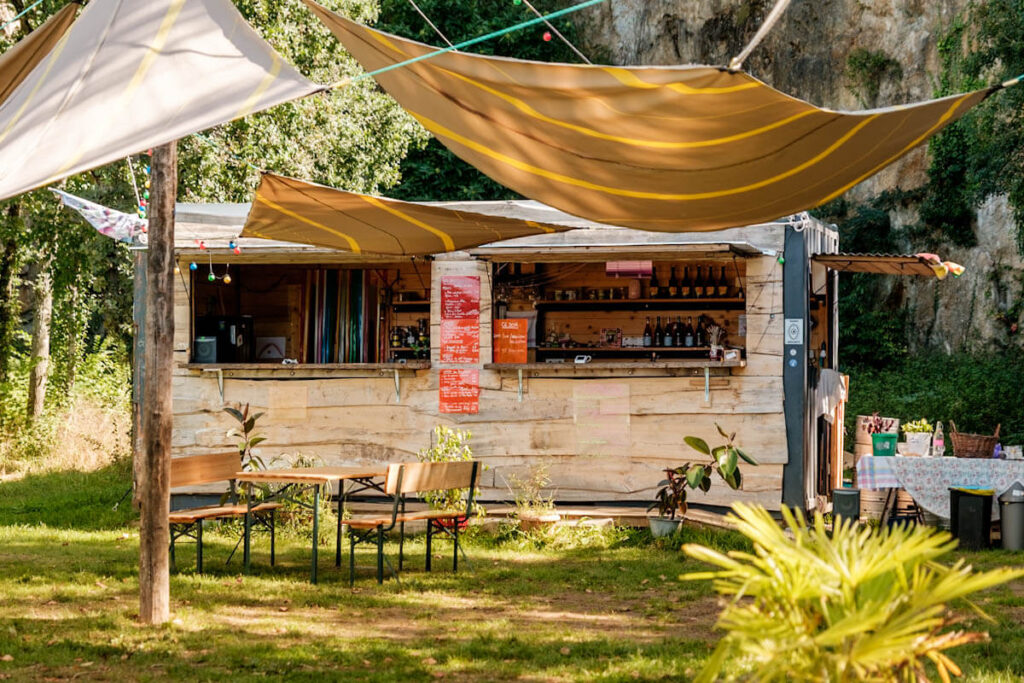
left=542, top=30, right=552, bottom=41
left=223, top=272, right=232, bottom=285
left=189, top=262, right=198, bottom=271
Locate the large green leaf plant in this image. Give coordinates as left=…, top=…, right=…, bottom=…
left=682, top=504, right=1024, bottom=682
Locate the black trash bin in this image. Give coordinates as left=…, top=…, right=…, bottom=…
left=833, top=488, right=860, bottom=529
left=949, top=487, right=993, bottom=550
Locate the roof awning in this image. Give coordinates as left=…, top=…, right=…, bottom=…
left=814, top=253, right=966, bottom=279
left=0, top=2, right=78, bottom=107
left=240, top=173, right=570, bottom=256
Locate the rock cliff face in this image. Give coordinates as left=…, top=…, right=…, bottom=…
left=576, top=0, right=1022, bottom=353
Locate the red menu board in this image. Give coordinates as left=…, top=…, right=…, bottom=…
left=494, top=318, right=528, bottom=364
left=441, top=276, right=480, bottom=319
left=440, top=369, right=479, bottom=413
left=440, top=319, right=480, bottom=363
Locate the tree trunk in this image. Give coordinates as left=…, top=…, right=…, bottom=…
left=27, top=261, right=53, bottom=421
left=138, top=142, right=177, bottom=626
left=0, top=227, right=19, bottom=386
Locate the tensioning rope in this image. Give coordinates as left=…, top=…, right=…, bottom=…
left=516, top=0, right=592, bottom=64
left=405, top=0, right=455, bottom=48
left=329, top=0, right=605, bottom=89
left=728, top=0, right=792, bottom=72
left=0, top=0, right=47, bottom=32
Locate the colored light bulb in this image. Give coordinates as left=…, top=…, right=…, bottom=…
left=207, top=272, right=215, bottom=282
left=228, top=240, right=236, bottom=249
left=233, top=246, right=241, bottom=255
left=198, top=241, right=205, bottom=250
left=144, top=165, right=150, bottom=174
left=189, top=262, right=197, bottom=271
left=143, top=190, right=149, bottom=199
left=543, top=31, right=552, bottom=41
left=174, top=264, right=180, bottom=274
left=223, top=273, right=232, bottom=285
left=777, top=255, right=785, bottom=265
left=513, top=0, right=521, bottom=4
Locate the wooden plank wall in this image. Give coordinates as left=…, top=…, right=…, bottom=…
left=170, top=251, right=787, bottom=509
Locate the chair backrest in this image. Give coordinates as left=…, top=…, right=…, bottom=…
left=385, top=461, right=478, bottom=496
left=170, top=451, right=241, bottom=489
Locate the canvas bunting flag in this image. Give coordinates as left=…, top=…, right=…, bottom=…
left=0, top=0, right=321, bottom=202
left=306, top=0, right=993, bottom=232
left=51, top=188, right=147, bottom=244
left=0, top=2, right=78, bottom=107
left=241, top=172, right=568, bottom=256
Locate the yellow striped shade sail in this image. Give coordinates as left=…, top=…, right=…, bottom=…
left=306, top=0, right=992, bottom=232
left=0, top=0, right=320, bottom=202
left=0, top=2, right=78, bottom=107
left=241, top=172, right=568, bottom=256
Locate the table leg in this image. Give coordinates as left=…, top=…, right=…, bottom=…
left=880, top=487, right=897, bottom=528
left=336, top=480, right=343, bottom=568
left=243, top=482, right=252, bottom=573
left=311, top=483, right=320, bottom=584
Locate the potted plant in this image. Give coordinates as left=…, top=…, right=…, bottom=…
left=647, top=424, right=757, bottom=537
left=902, top=418, right=933, bottom=456
left=417, top=425, right=482, bottom=528
left=506, top=463, right=560, bottom=532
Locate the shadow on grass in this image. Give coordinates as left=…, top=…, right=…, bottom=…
left=0, top=459, right=135, bottom=530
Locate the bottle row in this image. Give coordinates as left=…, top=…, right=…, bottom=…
left=642, top=315, right=727, bottom=349
left=646, top=265, right=742, bottom=300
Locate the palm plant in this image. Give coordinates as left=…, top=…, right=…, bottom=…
left=682, top=504, right=1024, bottom=682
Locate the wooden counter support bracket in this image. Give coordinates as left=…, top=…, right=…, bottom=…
left=517, top=368, right=524, bottom=403
left=704, top=366, right=711, bottom=405
left=201, top=367, right=225, bottom=404
left=393, top=368, right=400, bottom=403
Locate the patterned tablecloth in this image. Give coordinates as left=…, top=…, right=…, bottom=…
left=856, top=456, right=1024, bottom=519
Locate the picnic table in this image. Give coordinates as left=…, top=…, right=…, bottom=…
left=857, top=455, right=1024, bottom=522
left=235, top=466, right=387, bottom=583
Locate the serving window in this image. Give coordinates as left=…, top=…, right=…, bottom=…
left=491, top=259, right=747, bottom=364
left=188, top=262, right=431, bottom=365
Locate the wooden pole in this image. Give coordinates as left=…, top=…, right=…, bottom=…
left=138, top=141, right=177, bottom=625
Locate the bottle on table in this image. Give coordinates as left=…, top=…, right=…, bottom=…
left=643, top=317, right=653, bottom=347
left=648, top=267, right=660, bottom=299
left=654, top=316, right=664, bottom=347
left=933, top=422, right=945, bottom=457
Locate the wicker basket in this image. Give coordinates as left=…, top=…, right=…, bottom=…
left=950, top=421, right=1000, bottom=459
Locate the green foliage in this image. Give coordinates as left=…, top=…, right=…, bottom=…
left=845, top=351, right=1024, bottom=447
left=901, top=418, right=933, bottom=434
left=922, top=1, right=1024, bottom=249
left=376, top=0, right=593, bottom=201
left=682, top=503, right=1024, bottom=682
left=223, top=403, right=267, bottom=470
left=845, top=48, right=902, bottom=107
left=650, top=426, right=756, bottom=519
left=505, top=463, right=555, bottom=514
left=416, top=425, right=477, bottom=511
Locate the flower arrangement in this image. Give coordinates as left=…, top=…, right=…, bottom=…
left=902, top=419, right=934, bottom=434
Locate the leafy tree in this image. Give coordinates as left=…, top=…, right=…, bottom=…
left=0, top=0, right=427, bottom=423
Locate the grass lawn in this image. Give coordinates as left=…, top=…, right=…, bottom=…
left=1, top=460, right=1023, bottom=682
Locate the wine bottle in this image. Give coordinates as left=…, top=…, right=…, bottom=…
left=717, top=266, right=729, bottom=298
left=648, top=266, right=659, bottom=299
left=673, top=316, right=683, bottom=346
left=654, top=316, right=664, bottom=347
left=667, top=266, right=678, bottom=298
left=643, top=317, right=653, bottom=347
left=693, top=266, right=705, bottom=298
left=695, top=317, right=706, bottom=347
left=684, top=316, right=695, bottom=348
left=679, top=266, right=691, bottom=298
left=662, top=316, right=674, bottom=347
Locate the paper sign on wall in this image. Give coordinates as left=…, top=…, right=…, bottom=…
left=440, top=368, right=479, bottom=413
left=441, top=276, right=480, bottom=319
left=440, top=319, right=480, bottom=363
left=494, top=318, right=528, bottom=364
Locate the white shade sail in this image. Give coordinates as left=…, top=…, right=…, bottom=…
left=0, top=0, right=321, bottom=201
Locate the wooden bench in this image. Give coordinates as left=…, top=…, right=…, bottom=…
left=169, top=452, right=280, bottom=573
left=345, top=461, right=479, bottom=585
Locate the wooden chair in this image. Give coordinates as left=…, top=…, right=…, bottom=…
left=345, top=461, right=479, bottom=585
left=168, top=452, right=280, bottom=574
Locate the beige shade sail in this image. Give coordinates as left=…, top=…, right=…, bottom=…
left=306, top=0, right=992, bottom=232
left=241, top=172, right=569, bottom=256
left=0, top=2, right=78, bottom=107
left=0, top=0, right=321, bottom=202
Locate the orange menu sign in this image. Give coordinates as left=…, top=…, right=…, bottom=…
left=440, top=319, right=480, bottom=363
left=439, top=369, right=479, bottom=413
left=494, top=318, right=528, bottom=364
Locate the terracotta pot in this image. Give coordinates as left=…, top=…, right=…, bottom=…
left=517, top=511, right=560, bottom=532
left=648, top=516, right=682, bottom=538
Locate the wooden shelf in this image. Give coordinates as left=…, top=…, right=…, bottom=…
left=485, top=359, right=745, bottom=371
left=537, top=346, right=714, bottom=353
left=390, top=300, right=429, bottom=312
left=534, top=297, right=745, bottom=312
left=181, top=362, right=430, bottom=371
